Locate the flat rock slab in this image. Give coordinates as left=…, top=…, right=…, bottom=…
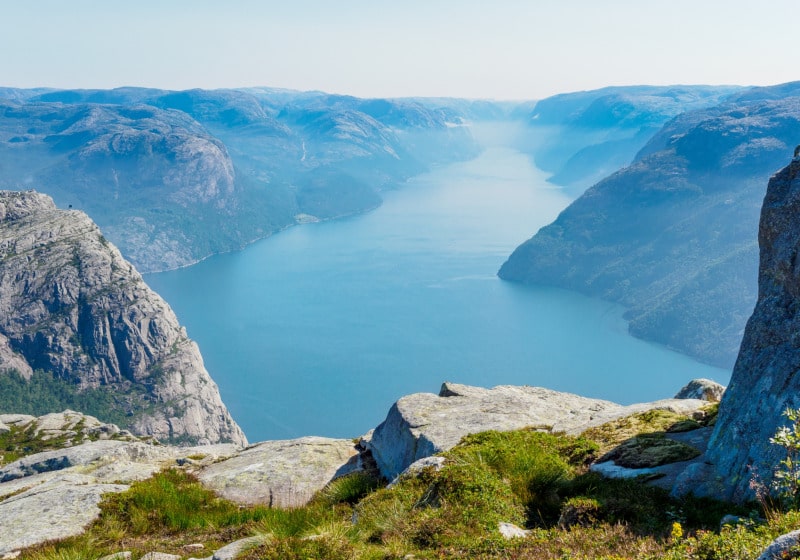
left=198, top=436, right=362, bottom=508
left=0, top=478, right=128, bottom=554
left=367, top=382, right=707, bottom=479
left=0, top=440, right=177, bottom=483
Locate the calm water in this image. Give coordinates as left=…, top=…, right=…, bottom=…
left=146, top=141, right=729, bottom=442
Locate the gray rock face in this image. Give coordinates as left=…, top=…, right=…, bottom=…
left=366, top=382, right=707, bottom=480
left=0, top=191, right=246, bottom=445
left=198, top=436, right=363, bottom=508
left=699, top=157, right=800, bottom=501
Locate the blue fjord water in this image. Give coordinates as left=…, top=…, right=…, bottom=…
left=146, top=145, right=730, bottom=442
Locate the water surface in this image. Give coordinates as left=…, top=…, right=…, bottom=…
left=147, top=143, right=729, bottom=441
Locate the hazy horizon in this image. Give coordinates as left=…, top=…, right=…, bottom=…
left=3, top=0, right=797, bottom=100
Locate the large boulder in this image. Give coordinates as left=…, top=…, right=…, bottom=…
left=674, top=379, right=725, bottom=402
left=366, top=382, right=708, bottom=480
left=198, top=436, right=364, bottom=508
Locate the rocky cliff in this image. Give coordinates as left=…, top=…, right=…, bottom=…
left=0, top=190, right=246, bottom=445
left=689, top=154, right=800, bottom=501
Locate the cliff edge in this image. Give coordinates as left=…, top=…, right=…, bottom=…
left=686, top=153, right=800, bottom=500
left=0, top=190, right=246, bottom=445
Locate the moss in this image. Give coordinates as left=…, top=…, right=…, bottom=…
left=598, top=434, right=701, bottom=469
left=666, top=419, right=703, bottom=433
left=582, top=409, right=696, bottom=454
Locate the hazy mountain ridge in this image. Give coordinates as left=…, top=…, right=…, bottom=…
left=500, top=84, right=800, bottom=368
left=0, top=87, right=480, bottom=272
left=518, top=85, right=743, bottom=190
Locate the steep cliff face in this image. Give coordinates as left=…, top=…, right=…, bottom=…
left=698, top=155, right=800, bottom=501
left=0, top=190, right=246, bottom=445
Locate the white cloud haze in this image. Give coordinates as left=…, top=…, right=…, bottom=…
left=2, top=0, right=797, bottom=99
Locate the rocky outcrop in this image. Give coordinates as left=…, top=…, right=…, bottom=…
left=197, top=436, right=364, bottom=508
left=0, top=191, right=246, bottom=445
left=692, top=156, right=800, bottom=501
left=0, top=379, right=718, bottom=554
left=0, top=411, right=364, bottom=554
left=366, top=381, right=708, bottom=480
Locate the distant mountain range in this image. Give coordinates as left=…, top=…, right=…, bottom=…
left=4, top=82, right=795, bottom=371
left=0, top=87, right=479, bottom=272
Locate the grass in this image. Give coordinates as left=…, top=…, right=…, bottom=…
left=12, top=409, right=798, bottom=560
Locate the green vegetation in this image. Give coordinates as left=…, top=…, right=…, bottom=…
left=0, top=422, right=74, bottom=465
left=599, top=433, right=701, bottom=468
left=14, top=410, right=800, bottom=559
left=770, top=407, right=800, bottom=509
left=0, top=369, right=140, bottom=429
left=583, top=407, right=716, bottom=455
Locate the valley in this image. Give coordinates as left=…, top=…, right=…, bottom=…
left=146, top=128, right=729, bottom=441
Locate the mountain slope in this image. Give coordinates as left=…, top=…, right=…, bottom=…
left=518, top=85, right=741, bottom=191
left=0, top=190, right=246, bottom=445
left=500, top=86, right=800, bottom=368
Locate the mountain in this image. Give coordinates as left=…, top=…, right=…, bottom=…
left=681, top=154, right=800, bottom=501
left=500, top=83, right=800, bottom=368
left=0, top=87, right=480, bottom=272
left=517, top=85, right=742, bottom=191
left=0, top=190, right=246, bottom=445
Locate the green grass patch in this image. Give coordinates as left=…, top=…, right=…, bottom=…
left=10, top=422, right=788, bottom=560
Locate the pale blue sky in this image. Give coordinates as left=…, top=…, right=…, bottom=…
left=2, top=0, right=797, bottom=99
